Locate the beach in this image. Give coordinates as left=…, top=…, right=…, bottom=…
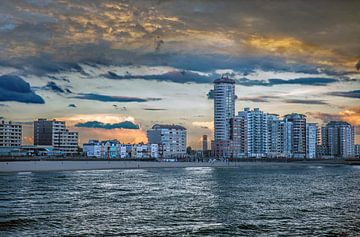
left=0, top=160, right=241, bottom=172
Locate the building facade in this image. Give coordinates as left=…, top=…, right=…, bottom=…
left=277, top=120, right=293, bottom=158
left=213, top=76, right=235, bottom=157
left=83, top=139, right=102, bottom=158
left=355, top=144, right=360, bottom=157
left=266, top=115, right=293, bottom=158
left=238, top=108, right=269, bottom=158
left=306, top=123, right=318, bottom=159
left=34, top=119, right=78, bottom=155
left=267, top=114, right=280, bottom=157
left=321, top=121, right=354, bottom=158
left=83, top=140, right=159, bottom=159
left=284, top=113, right=307, bottom=158
left=0, top=121, right=22, bottom=147
left=147, top=124, right=187, bottom=158
left=213, top=77, right=235, bottom=141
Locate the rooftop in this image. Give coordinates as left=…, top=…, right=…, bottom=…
left=326, top=121, right=352, bottom=126
left=213, top=76, right=235, bottom=84
left=151, top=124, right=187, bottom=130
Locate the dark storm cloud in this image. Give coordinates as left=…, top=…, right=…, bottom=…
left=327, top=90, right=360, bottom=99
left=48, top=75, right=70, bottom=82
left=239, top=95, right=280, bottom=103
left=8, top=52, right=324, bottom=77
left=284, top=99, right=328, bottom=105
left=160, top=1, right=360, bottom=56
left=74, top=93, right=161, bottom=103
left=105, top=70, right=213, bottom=84
left=43, top=81, right=72, bottom=94
left=113, top=104, right=127, bottom=111
left=143, top=108, right=167, bottom=111
left=106, top=67, right=340, bottom=86
left=237, top=77, right=338, bottom=87
left=0, top=0, right=359, bottom=77
left=0, top=75, right=45, bottom=104
left=75, top=121, right=139, bottom=130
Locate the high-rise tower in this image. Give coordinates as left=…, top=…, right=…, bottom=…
left=321, top=121, right=354, bottom=158
left=213, top=76, right=235, bottom=141
left=212, top=76, right=236, bottom=158
left=284, top=113, right=306, bottom=158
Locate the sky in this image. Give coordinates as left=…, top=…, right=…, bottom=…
left=0, top=0, right=359, bottom=148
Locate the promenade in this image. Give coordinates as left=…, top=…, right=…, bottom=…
left=0, top=158, right=357, bottom=173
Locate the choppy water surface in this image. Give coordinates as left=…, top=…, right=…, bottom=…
left=1, top=164, right=360, bottom=236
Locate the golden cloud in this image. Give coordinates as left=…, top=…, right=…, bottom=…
left=247, top=35, right=356, bottom=70
left=192, top=121, right=214, bottom=132
left=55, top=114, right=137, bottom=127
left=56, top=114, right=147, bottom=145
left=338, top=107, right=360, bottom=126
left=309, top=106, right=360, bottom=126
left=75, top=127, right=147, bottom=145
left=248, top=35, right=333, bottom=55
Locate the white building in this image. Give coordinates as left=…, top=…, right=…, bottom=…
left=83, top=140, right=102, bottom=158
left=213, top=76, right=236, bottom=158
left=237, top=108, right=269, bottom=158
left=132, top=144, right=149, bottom=158
left=306, top=123, right=318, bottom=159
left=147, top=124, right=187, bottom=158
left=0, top=121, right=22, bottom=147
left=83, top=140, right=159, bottom=159
left=266, top=114, right=293, bottom=158
left=213, top=76, right=235, bottom=141
left=99, top=140, right=120, bottom=158
left=149, top=143, right=159, bottom=158
left=118, top=145, right=128, bottom=158
left=34, top=119, right=78, bottom=156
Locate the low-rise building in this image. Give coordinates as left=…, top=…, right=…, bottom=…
left=34, top=119, right=78, bottom=156
left=82, top=140, right=159, bottom=159
left=83, top=140, right=102, bottom=158
left=147, top=124, right=187, bottom=158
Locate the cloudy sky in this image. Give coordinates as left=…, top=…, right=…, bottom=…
left=0, top=0, right=359, bottom=148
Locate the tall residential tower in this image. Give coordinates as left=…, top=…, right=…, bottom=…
left=321, top=121, right=354, bottom=158
left=284, top=113, right=307, bottom=158
left=213, top=76, right=236, bottom=158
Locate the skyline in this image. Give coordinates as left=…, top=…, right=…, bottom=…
left=0, top=0, right=359, bottom=148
